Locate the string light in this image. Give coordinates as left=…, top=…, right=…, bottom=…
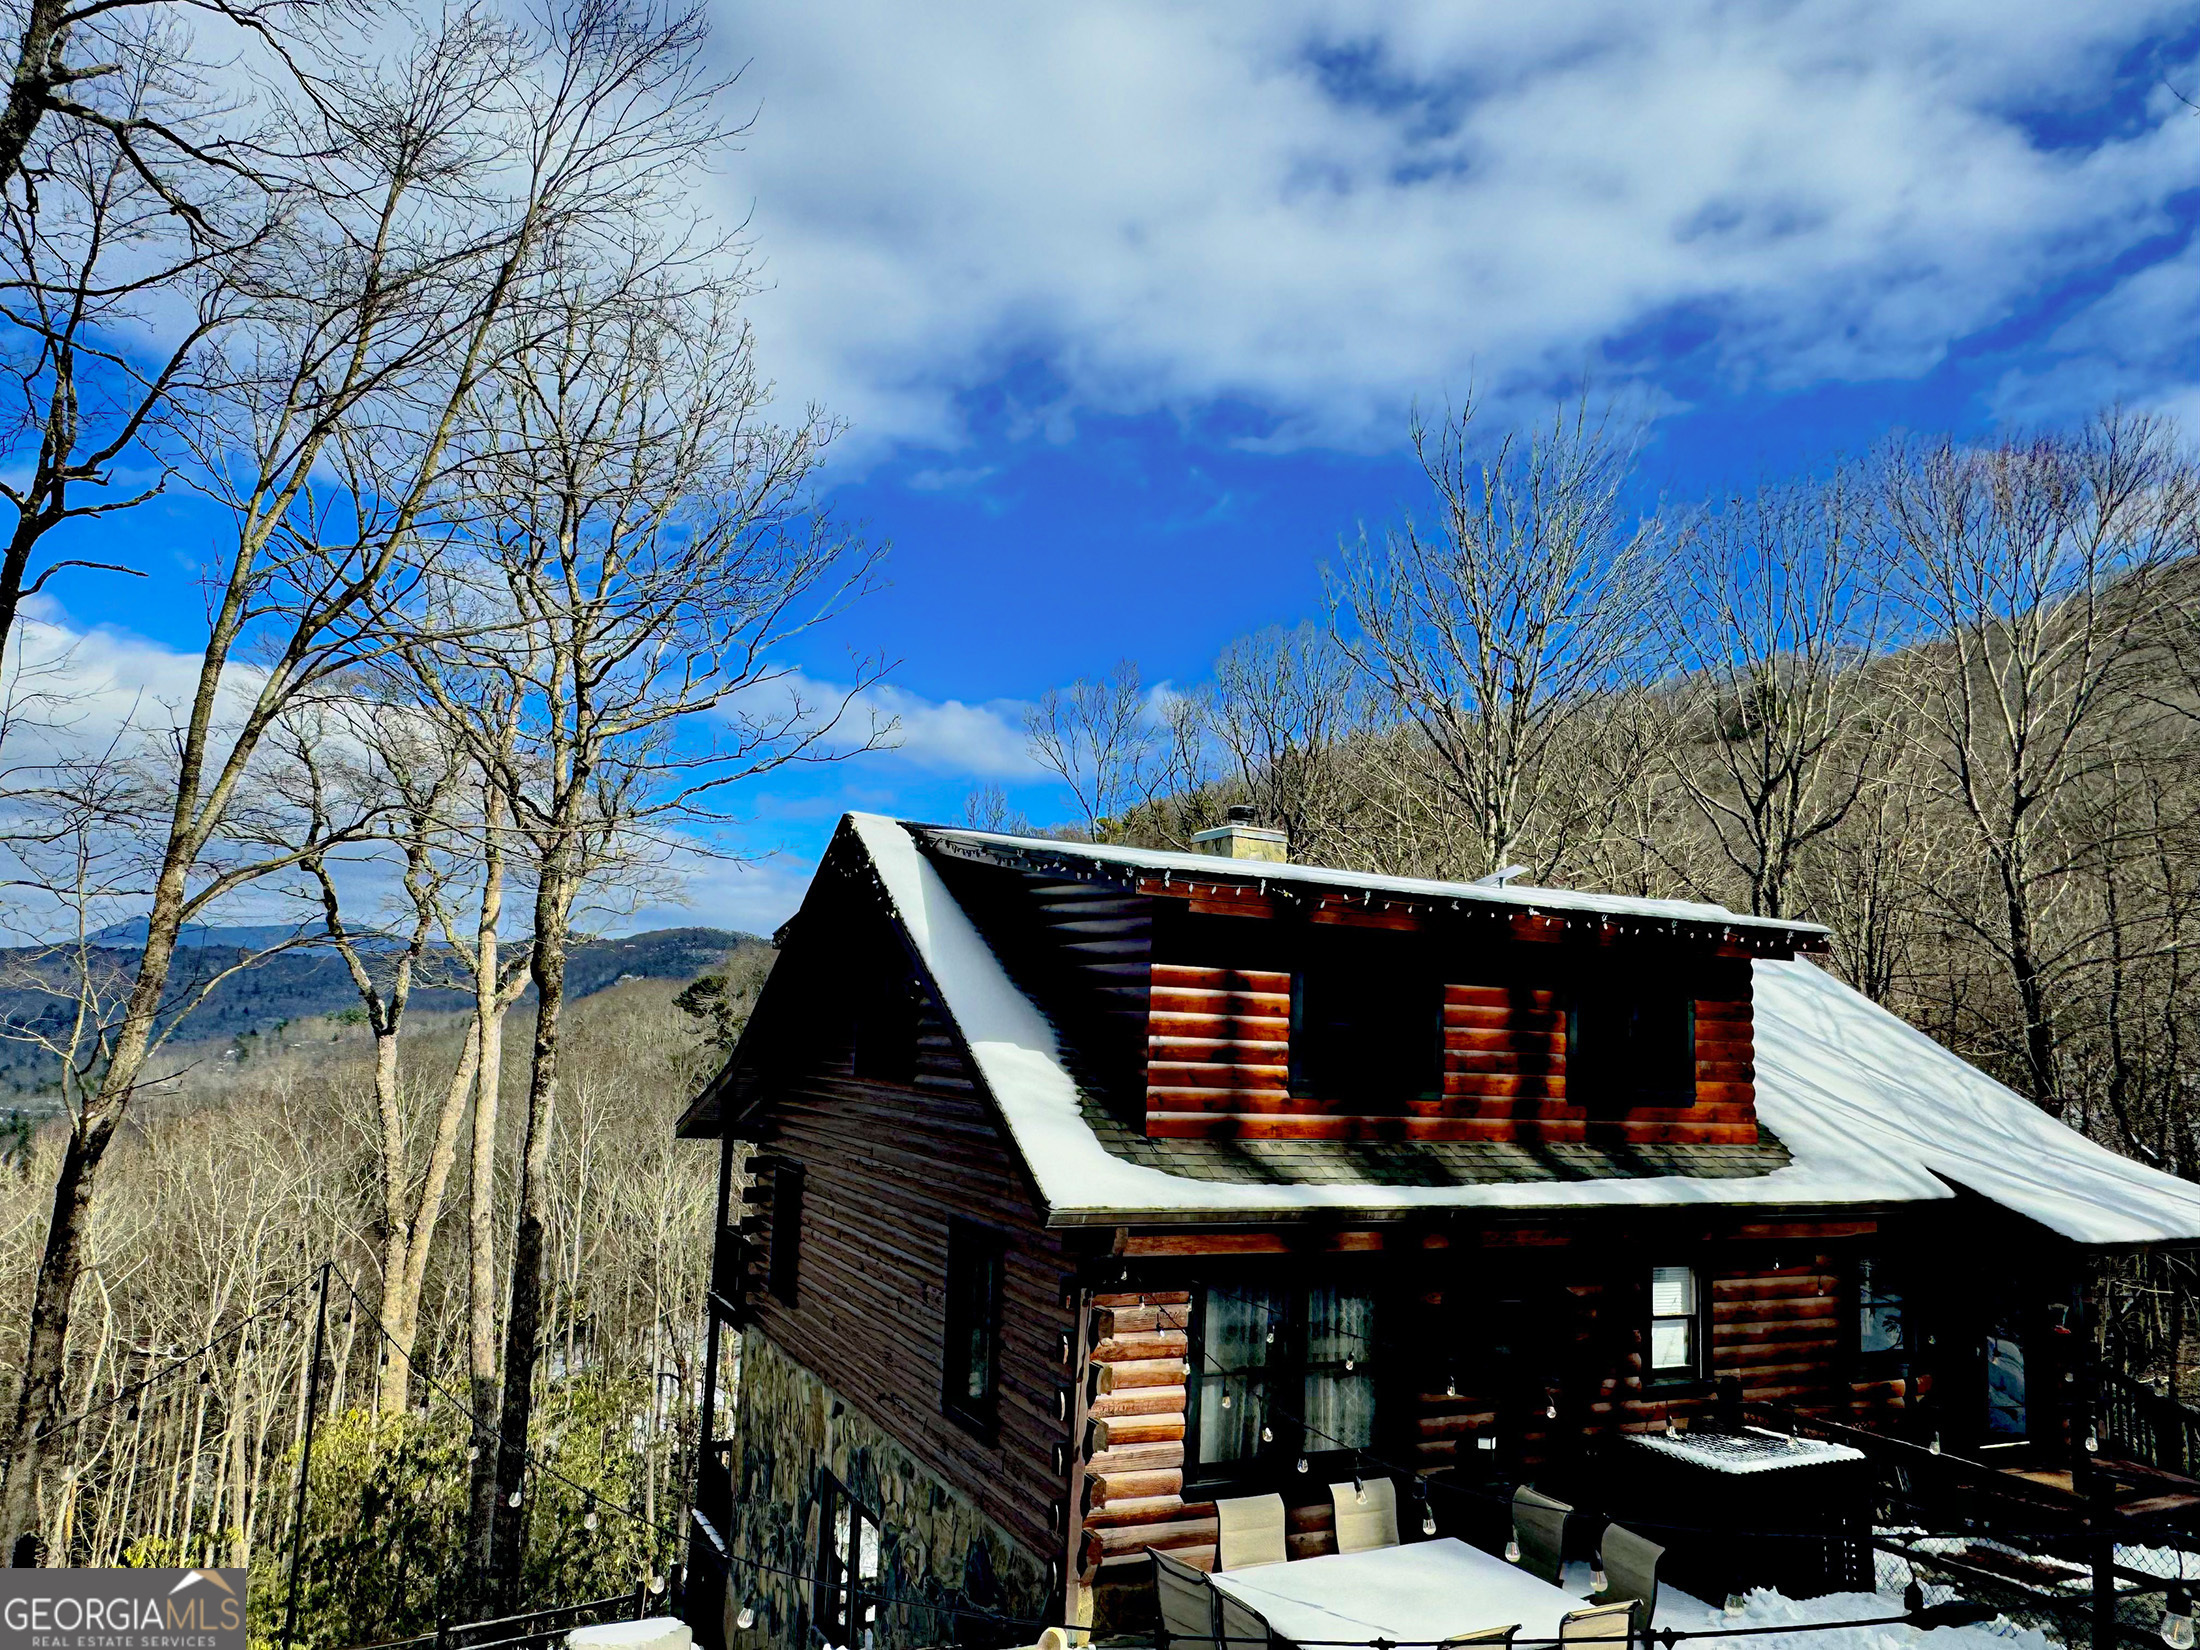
left=737, top=1605, right=756, bottom=1632
left=508, top=1490, right=523, bottom=1507
left=1592, top=1559, right=1608, bottom=1593
left=1725, top=1593, right=1748, bottom=1619
left=2163, top=1587, right=2193, bottom=1650
left=1260, top=1425, right=1273, bottom=1443
left=1220, top=1392, right=1232, bottom=1409
left=1296, top=1455, right=1309, bottom=1474
left=1504, top=1529, right=1521, bottom=1564
left=584, top=1510, right=599, bottom=1532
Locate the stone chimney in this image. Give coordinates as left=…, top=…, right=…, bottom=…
left=1191, top=804, right=1289, bottom=863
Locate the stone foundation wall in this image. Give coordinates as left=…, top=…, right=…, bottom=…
left=727, top=1328, right=1051, bottom=1650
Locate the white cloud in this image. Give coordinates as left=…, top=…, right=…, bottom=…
left=750, top=671, right=1040, bottom=778
left=715, top=1, right=2200, bottom=458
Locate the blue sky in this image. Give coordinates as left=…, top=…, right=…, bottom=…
left=37, top=1, right=2200, bottom=935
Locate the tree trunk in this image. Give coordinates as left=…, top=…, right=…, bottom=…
left=376, top=1024, right=482, bottom=1417
left=490, top=866, right=571, bottom=1604
left=467, top=791, right=509, bottom=1588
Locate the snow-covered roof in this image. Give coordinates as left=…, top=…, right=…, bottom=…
left=846, top=813, right=2200, bottom=1245
left=923, top=823, right=1830, bottom=942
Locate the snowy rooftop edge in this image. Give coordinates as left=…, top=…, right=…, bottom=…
left=916, top=822, right=1831, bottom=939
left=846, top=813, right=2200, bottom=1245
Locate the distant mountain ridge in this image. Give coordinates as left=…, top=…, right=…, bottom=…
left=0, top=924, right=766, bottom=1101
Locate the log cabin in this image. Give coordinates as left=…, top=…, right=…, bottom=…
left=678, top=811, right=2200, bottom=1650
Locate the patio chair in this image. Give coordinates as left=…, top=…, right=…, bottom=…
left=1442, top=1625, right=1520, bottom=1648
left=1330, top=1475, right=1399, bottom=1554
left=1560, top=1602, right=1636, bottom=1648
left=1597, top=1522, right=1663, bottom=1623
left=1215, top=1492, right=1288, bottom=1571
left=1510, top=1485, right=1572, bottom=1585
left=1215, top=1584, right=1276, bottom=1650
left=1150, top=1547, right=1221, bottom=1650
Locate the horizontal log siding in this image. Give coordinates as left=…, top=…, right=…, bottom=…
left=744, top=991, right=1075, bottom=1581
left=1144, top=965, right=1291, bottom=1133
left=1077, top=1289, right=1347, bottom=1610
left=1146, top=964, right=1760, bottom=1144
left=1408, top=1234, right=1908, bottom=1478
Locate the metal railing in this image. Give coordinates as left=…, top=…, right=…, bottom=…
left=336, top=1586, right=653, bottom=1650
left=2102, top=1372, right=2200, bottom=1480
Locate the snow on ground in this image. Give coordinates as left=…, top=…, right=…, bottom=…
left=1649, top=1583, right=2061, bottom=1650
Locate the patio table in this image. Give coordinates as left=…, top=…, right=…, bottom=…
left=1206, top=1537, right=1586, bottom=1648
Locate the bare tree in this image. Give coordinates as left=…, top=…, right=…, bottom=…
left=1333, top=397, right=1658, bottom=877
left=0, top=0, right=735, bottom=1551
left=1022, top=659, right=1154, bottom=839
left=402, top=275, right=882, bottom=1597
left=1200, top=621, right=1374, bottom=862
left=280, top=705, right=531, bottom=1417
left=0, top=61, right=245, bottom=668
left=1659, top=470, right=1892, bottom=918
left=1879, top=410, right=2200, bottom=1110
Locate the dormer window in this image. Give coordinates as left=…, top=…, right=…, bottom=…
left=1567, top=984, right=1696, bottom=1109
left=1290, top=963, right=1440, bottom=1107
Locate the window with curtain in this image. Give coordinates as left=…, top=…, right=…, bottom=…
left=1194, top=1281, right=1377, bottom=1480
left=1648, top=1264, right=1701, bottom=1381
left=1857, top=1256, right=1906, bottom=1361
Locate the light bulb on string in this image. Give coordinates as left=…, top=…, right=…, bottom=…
left=584, top=1509, right=599, bottom=1532
left=2163, top=1587, right=2194, bottom=1650
left=1295, top=1455, right=1308, bottom=1474
left=1260, top=1425, right=1273, bottom=1444
left=1220, top=1391, right=1232, bottom=1410
left=1930, top=1433, right=1942, bottom=1456
left=1445, top=1374, right=1458, bottom=1399
left=648, top=1575, right=664, bottom=1596
left=1725, top=1594, right=1748, bottom=1620
left=737, top=1606, right=756, bottom=1632
left=1422, top=1506, right=1438, bottom=1537
left=1592, top=1562, right=1608, bottom=1593
left=1504, top=1529, right=1521, bottom=1564
left=508, top=1490, right=523, bottom=1508
left=1344, top=1358, right=1355, bottom=1372
left=1265, top=1328, right=1275, bottom=1345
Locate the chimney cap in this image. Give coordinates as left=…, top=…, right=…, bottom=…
left=1226, top=804, right=1258, bottom=824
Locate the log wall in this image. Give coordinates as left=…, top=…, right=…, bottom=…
left=1144, top=959, right=1760, bottom=1145
left=736, top=943, right=1078, bottom=1621
left=1076, top=1216, right=1910, bottom=1630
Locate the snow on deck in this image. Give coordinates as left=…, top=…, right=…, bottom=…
left=849, top=813, right=2200, bottom=1242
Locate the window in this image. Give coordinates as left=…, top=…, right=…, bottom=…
left=768, top=1163, right=804, bottom=1305
left=1857, top=1256, right=1906, bottom=1362
left=943, top=1219, right=1005, bottom=1436
left=811, top=1469, right=881, bottom=1648
left=1290, top=966, right=1439, bottom=1107
left=1568, top=987, right=1696, bottom=1110
left=1647, top=1265, right=1702, bottom=1382
left=1193, top=1281, right=1377, bottom=1482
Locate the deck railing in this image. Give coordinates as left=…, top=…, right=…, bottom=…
left=2100, top=1370, right=2200, bottom=1479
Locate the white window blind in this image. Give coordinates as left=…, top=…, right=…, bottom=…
left=1649, top=1264, right=1699, bottom=1376
left=1650, top=1266, right=1695, bottom=1318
